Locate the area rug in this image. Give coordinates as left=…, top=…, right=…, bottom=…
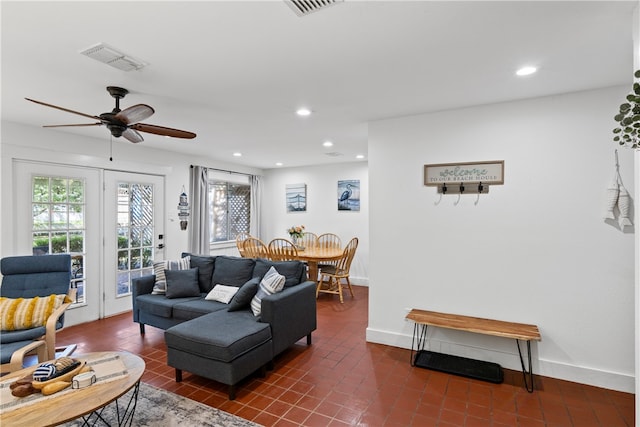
left=62, top=382, right=262, bottom=427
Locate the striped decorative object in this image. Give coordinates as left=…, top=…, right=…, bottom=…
left=152, top=256, right=191, bottom=295
left=0, top=294, right=69, bottom=331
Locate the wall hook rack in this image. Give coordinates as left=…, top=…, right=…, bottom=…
left=425, top=160, right=504, bottom=195
left=437, top=181, right=489, bottom=194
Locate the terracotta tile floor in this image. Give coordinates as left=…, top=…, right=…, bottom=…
left=56, top=285, right=635, bottom=426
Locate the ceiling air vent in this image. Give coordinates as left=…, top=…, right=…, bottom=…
left=324, top=152, right=343, bottom=157
left=79, top=42, right=147, bottom=72
left=284, top=0, right=343, bottom=17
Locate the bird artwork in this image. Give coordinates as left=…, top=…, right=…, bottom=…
left=339, top=184, right=352, bottom=206
left=338, top=181, right=359, bottom=211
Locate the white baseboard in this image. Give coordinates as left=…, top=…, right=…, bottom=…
left=366, top=327, right=634, bottom=393
left=350, top=276, right=369, bottom=286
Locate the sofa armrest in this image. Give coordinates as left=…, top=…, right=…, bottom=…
left=131, top=275, right=156, bottom=323
left=260, top=280, right=317, bottom=356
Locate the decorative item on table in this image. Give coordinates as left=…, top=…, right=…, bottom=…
left=177, top=186, right=190, bottom=230
left=11, top=357, right=87, bottom=397
left=287, top=225, right=305, bottom=249
left=72, top=370, right=97, bottom=389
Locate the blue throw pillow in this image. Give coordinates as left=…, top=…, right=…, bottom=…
left=185, top=254, right=216, bottom=293
left=227, top=278, right=260, bottom=312
left=211, top=256, right=255, bottom=287
left=165, top=268, right=200, bottom=299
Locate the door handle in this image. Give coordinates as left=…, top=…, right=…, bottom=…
left=157, top=244, right=165, bottom=249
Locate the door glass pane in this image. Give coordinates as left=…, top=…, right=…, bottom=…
left=32, top=204, right=50, bottom=230
left=31, top=176, right=86, bottom=305
left=51, top=204, right=68, bottom=229
left=115, top=182, right=155, bottom=297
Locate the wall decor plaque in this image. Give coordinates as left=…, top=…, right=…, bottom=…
left=424, top=160, right=504, bottom=186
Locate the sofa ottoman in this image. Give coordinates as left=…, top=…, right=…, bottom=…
left=165, top=310, right=273, bottom=400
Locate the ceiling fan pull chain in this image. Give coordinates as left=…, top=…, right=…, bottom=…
left=109, top=134, right=113, bottom=161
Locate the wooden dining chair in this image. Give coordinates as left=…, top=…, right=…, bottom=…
left=243, top=237, right=269, bottom=258
left=317, top=233, right=341, bottom=250
left=235, top=232, right=251, bottom=257
left=317, top=237, right=358, bottom=303
left=299, top=232, right=319, bottom=249
left=268, top=238, right=299, bottom=261
left=315, top=233, right=343, bottom=279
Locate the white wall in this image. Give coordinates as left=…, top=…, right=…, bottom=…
left=368, top=86, right=635, bottom=392
left=261, top=162, right=369, bottom=285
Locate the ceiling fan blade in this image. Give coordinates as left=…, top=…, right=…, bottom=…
left=25, top=98, right=101, bottom=121
left=43, top=123, right=102, bottom=128
left=130, top=123, right=196, bottom=139
left=122, top=128, right=144, bottom=143
left=115, top=104, right=154, bottom=124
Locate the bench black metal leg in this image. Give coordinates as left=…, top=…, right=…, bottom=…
left=516, top=339, right=534, bottom=393
left=229, top=385, right=236, bottom=400
left=139, top=323, right=145, bottom=335
left=307, top=333, right=312, bottom=345
left=410, top=323, right=428, bottom=366
left=175, top=369, right=182, bottom=382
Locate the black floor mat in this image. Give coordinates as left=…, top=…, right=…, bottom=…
left=414, top=350, right=504, bottom=384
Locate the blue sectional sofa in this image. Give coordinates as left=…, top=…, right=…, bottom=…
left=131, top=254, right=317, bottom=399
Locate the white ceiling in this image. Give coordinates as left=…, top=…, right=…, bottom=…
left=1, top=1, right=635, bottom=169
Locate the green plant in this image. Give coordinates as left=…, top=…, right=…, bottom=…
left=33, top=235, right=84, bottom=253
left=613, top=70, right=640, bottom=148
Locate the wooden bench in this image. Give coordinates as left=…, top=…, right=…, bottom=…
left=405, top=309, right=541, bottom=392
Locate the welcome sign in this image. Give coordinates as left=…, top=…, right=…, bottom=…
left=424, top=160, right=504, bottom=186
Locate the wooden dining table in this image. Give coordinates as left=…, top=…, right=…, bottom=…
left=291, top=246, right=343, bottom=282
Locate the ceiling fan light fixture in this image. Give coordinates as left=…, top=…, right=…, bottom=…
left=79, top=42, right=147, bottom=72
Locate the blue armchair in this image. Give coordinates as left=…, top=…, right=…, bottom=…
left=0, top=254, right=76, bottom=371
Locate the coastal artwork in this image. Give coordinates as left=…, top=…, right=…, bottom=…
left=286, top=183, right=307, bottom=212
left=338, top=180, right=360, bottom=211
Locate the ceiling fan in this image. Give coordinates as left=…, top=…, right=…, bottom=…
left=25, top=86, right=196, bottom=143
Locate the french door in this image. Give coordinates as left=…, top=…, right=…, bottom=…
left=103, top=171, right=164, bottom=317
left=14, top=161, right=101, bottom=326
left=14, top=161, right=165, bottom=323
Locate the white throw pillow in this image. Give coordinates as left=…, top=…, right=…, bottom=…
left=152, top=256, right=191, bottom=294
left=205, top=284, right=240, bottom=304
left=250, top=266, right=286, bottom=317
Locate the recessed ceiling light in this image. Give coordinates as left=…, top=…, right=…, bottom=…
left=323, top=141, right=333, bottom=147
left=296, top=108, right=311, bottom=116
left=233, top=152, right=242, bottom=157
left=356, top=154, right=365, bottom=159
left=516, top=66, right=537, bottom=76
left=276, top=162, right=283, bottom=166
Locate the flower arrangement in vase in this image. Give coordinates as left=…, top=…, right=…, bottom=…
left=287, top=225, right=304, bottom=250
left=287, top=225, right=305, bottom=246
